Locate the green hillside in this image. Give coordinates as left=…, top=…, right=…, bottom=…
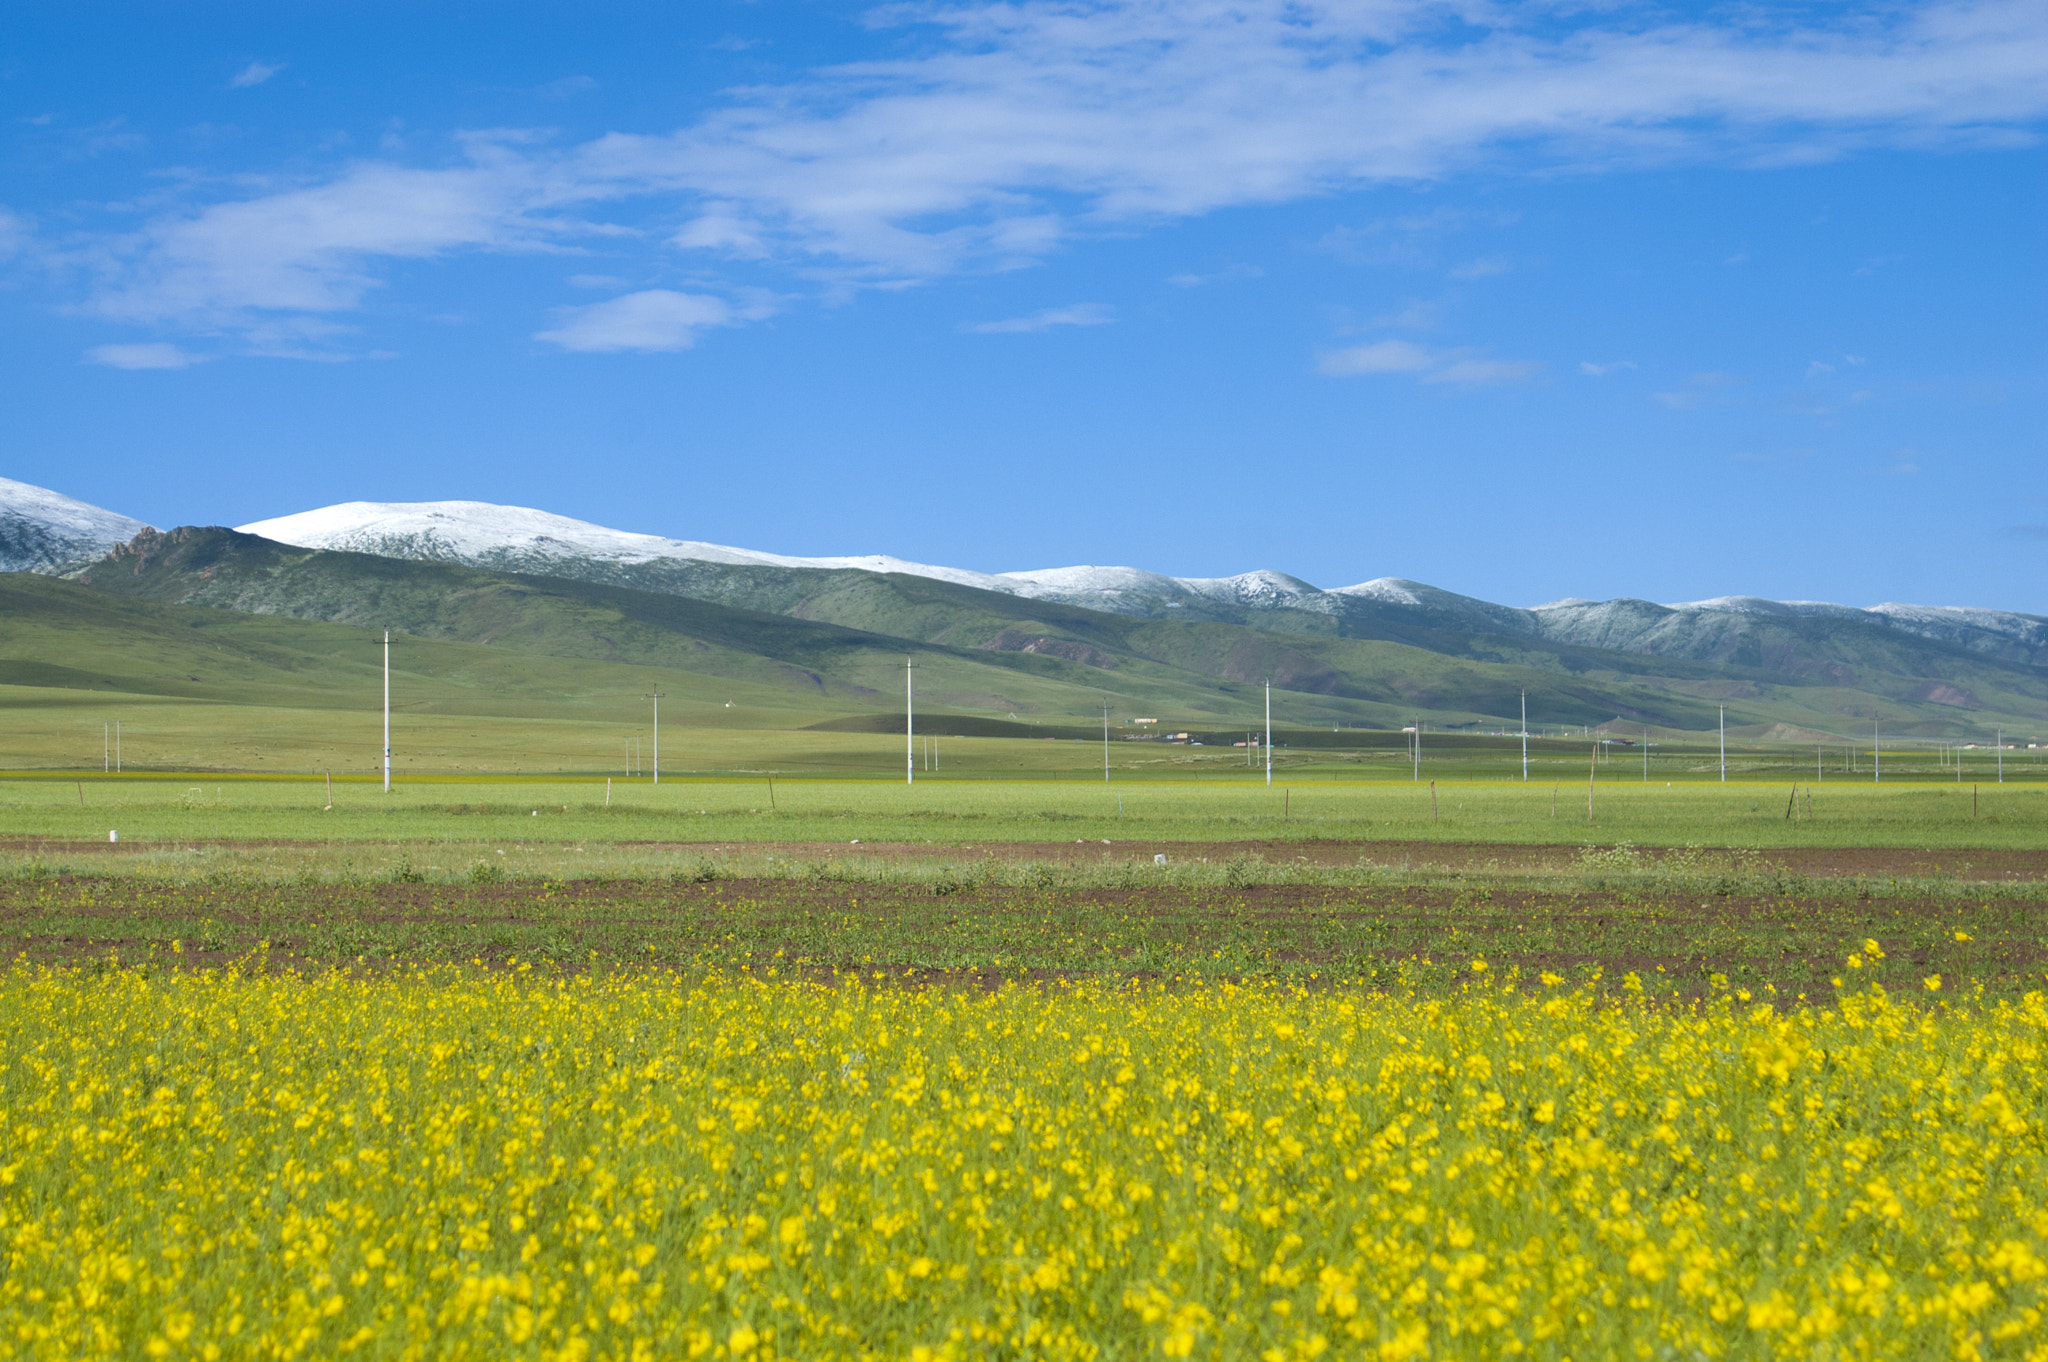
left=0, top=523, right=2033, bottom=781
left=69, top=526, right=2048, bottom=742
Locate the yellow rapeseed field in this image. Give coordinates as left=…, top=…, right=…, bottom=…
left=0, top=960, right=2042, bottom=1360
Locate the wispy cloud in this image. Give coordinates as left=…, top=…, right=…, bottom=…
left=84, top=342, right=202, bottom=369
left=1652, top=371, right=1746, bottom=409
left=1428, top=357, right=1541, bottom=386
left=1319, top=340, right=1538, bottom=386
left=962, top=303, right=1115, bottom=334
left=1448, top=255, right=1511, bottom=280
left=230, top=61, right=285, bottom=89
left=537, top=75, right=598, bottom=99
left=0, top=209, right=29, bottom=260
left=1580, top=360, right=1636, bottom=377
left=1165, top=264, right=1262, bottom=287
left=44, top=0, right=2048, bottom=355
left=1360, top=300, right=1445, bottom=331
left=535, top=290, right=753, bottom=352
left=1318, top=340, right=1435, bottom=375
left=78, top=152, right=562, bottom=330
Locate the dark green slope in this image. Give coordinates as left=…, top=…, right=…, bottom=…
left=574, top=550, right=2048, bottom=734
left=63, top=529, right=1706, bottom=729
left=55, top=528, right=2048, bottom=737
left=0, top=572, right=828, bottom=720
left=61, top=530, right=1389, bottom=722
left=411, top=539, right=2048, bottom=700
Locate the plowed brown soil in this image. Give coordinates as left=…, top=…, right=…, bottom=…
left=8, top=836, right=2042, bottom=881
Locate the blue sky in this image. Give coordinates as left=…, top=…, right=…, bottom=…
left=4, top=0, right=2044, bottom=610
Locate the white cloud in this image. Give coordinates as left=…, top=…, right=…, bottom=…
left=1580, top=360, right=1636, bottom=376
left=538, top=76, right=598, bottom=99
left=1426, top=357, right=1541, bottom=386
left=82, top=154, right=560, bottom=329
left=54, top=0, right=2048, bottom=353
left=230, top=61, right=284, bottom=89
left=0, top=208, right=28, bottom=259
left=1318, top=340, right=1436, bottom=375
left=535, top=290, right=738, bottom=352
left=1365, top=300, right=1445, bottom=330
left=84, top=342, right=202, bottom=369
left=1448, top=255, right=1511, bottom=280
left=963, top=303, right=1115, bottom=334
left=1166, top=264, right=1262, bottom=287
left=1653, top=370, right=1746, bottom=408
left=1320, top=339, right=1537, bottom=385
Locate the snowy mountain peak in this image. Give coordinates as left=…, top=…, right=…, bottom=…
left=0, top=476, right=152, bottom=574
left=236, top=499, right=1332, bottom=613
left=218, top=495, right=2048, bottom=660
left=236, top=500, right=1017, bottom=590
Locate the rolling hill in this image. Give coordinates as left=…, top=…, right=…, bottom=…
left=59, top=524, right=2048, bottom=741
left=3, top=477, right=2044, bottom=743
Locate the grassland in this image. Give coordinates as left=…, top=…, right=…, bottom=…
left=3, top=773, right=2043, bottom=859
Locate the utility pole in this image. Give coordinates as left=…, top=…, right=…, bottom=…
left=1520, top=692, right=1528, bottom=782
left=1719, top=705, right=1726, bottom=783
left=1873, top=718, right=1880, bottom=784
left=640, top=689, right=664, bottom=784
left=1102, top=699, right=1110, bottom=783
left=905, top=659, right=914, bottom=786
left=382, top=631, right=391, bottom=793
left=1264, top=680, right=1272, bottom=787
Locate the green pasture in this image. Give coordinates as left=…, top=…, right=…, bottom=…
left=2, top=770, right=2040, bottom=854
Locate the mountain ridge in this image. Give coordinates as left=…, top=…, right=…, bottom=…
left=0, top=476, right=153, bottom=575
left=6, top=478, right=2035, bottom=646
left=6, top=479, right=2046, bottom=736
left=230, top=498, right=2047, bottom=659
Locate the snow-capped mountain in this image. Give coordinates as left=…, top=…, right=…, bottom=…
left=229, top=498, right=2048, bottom=664
left=238, top=499, right=1014, bottom=589
left=0, top=477, right=153, bottom=574
left=234, top=500, right=1336, bottom=615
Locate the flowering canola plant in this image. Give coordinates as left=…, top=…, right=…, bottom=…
left=0, top=964, right=2043, bottom=1360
